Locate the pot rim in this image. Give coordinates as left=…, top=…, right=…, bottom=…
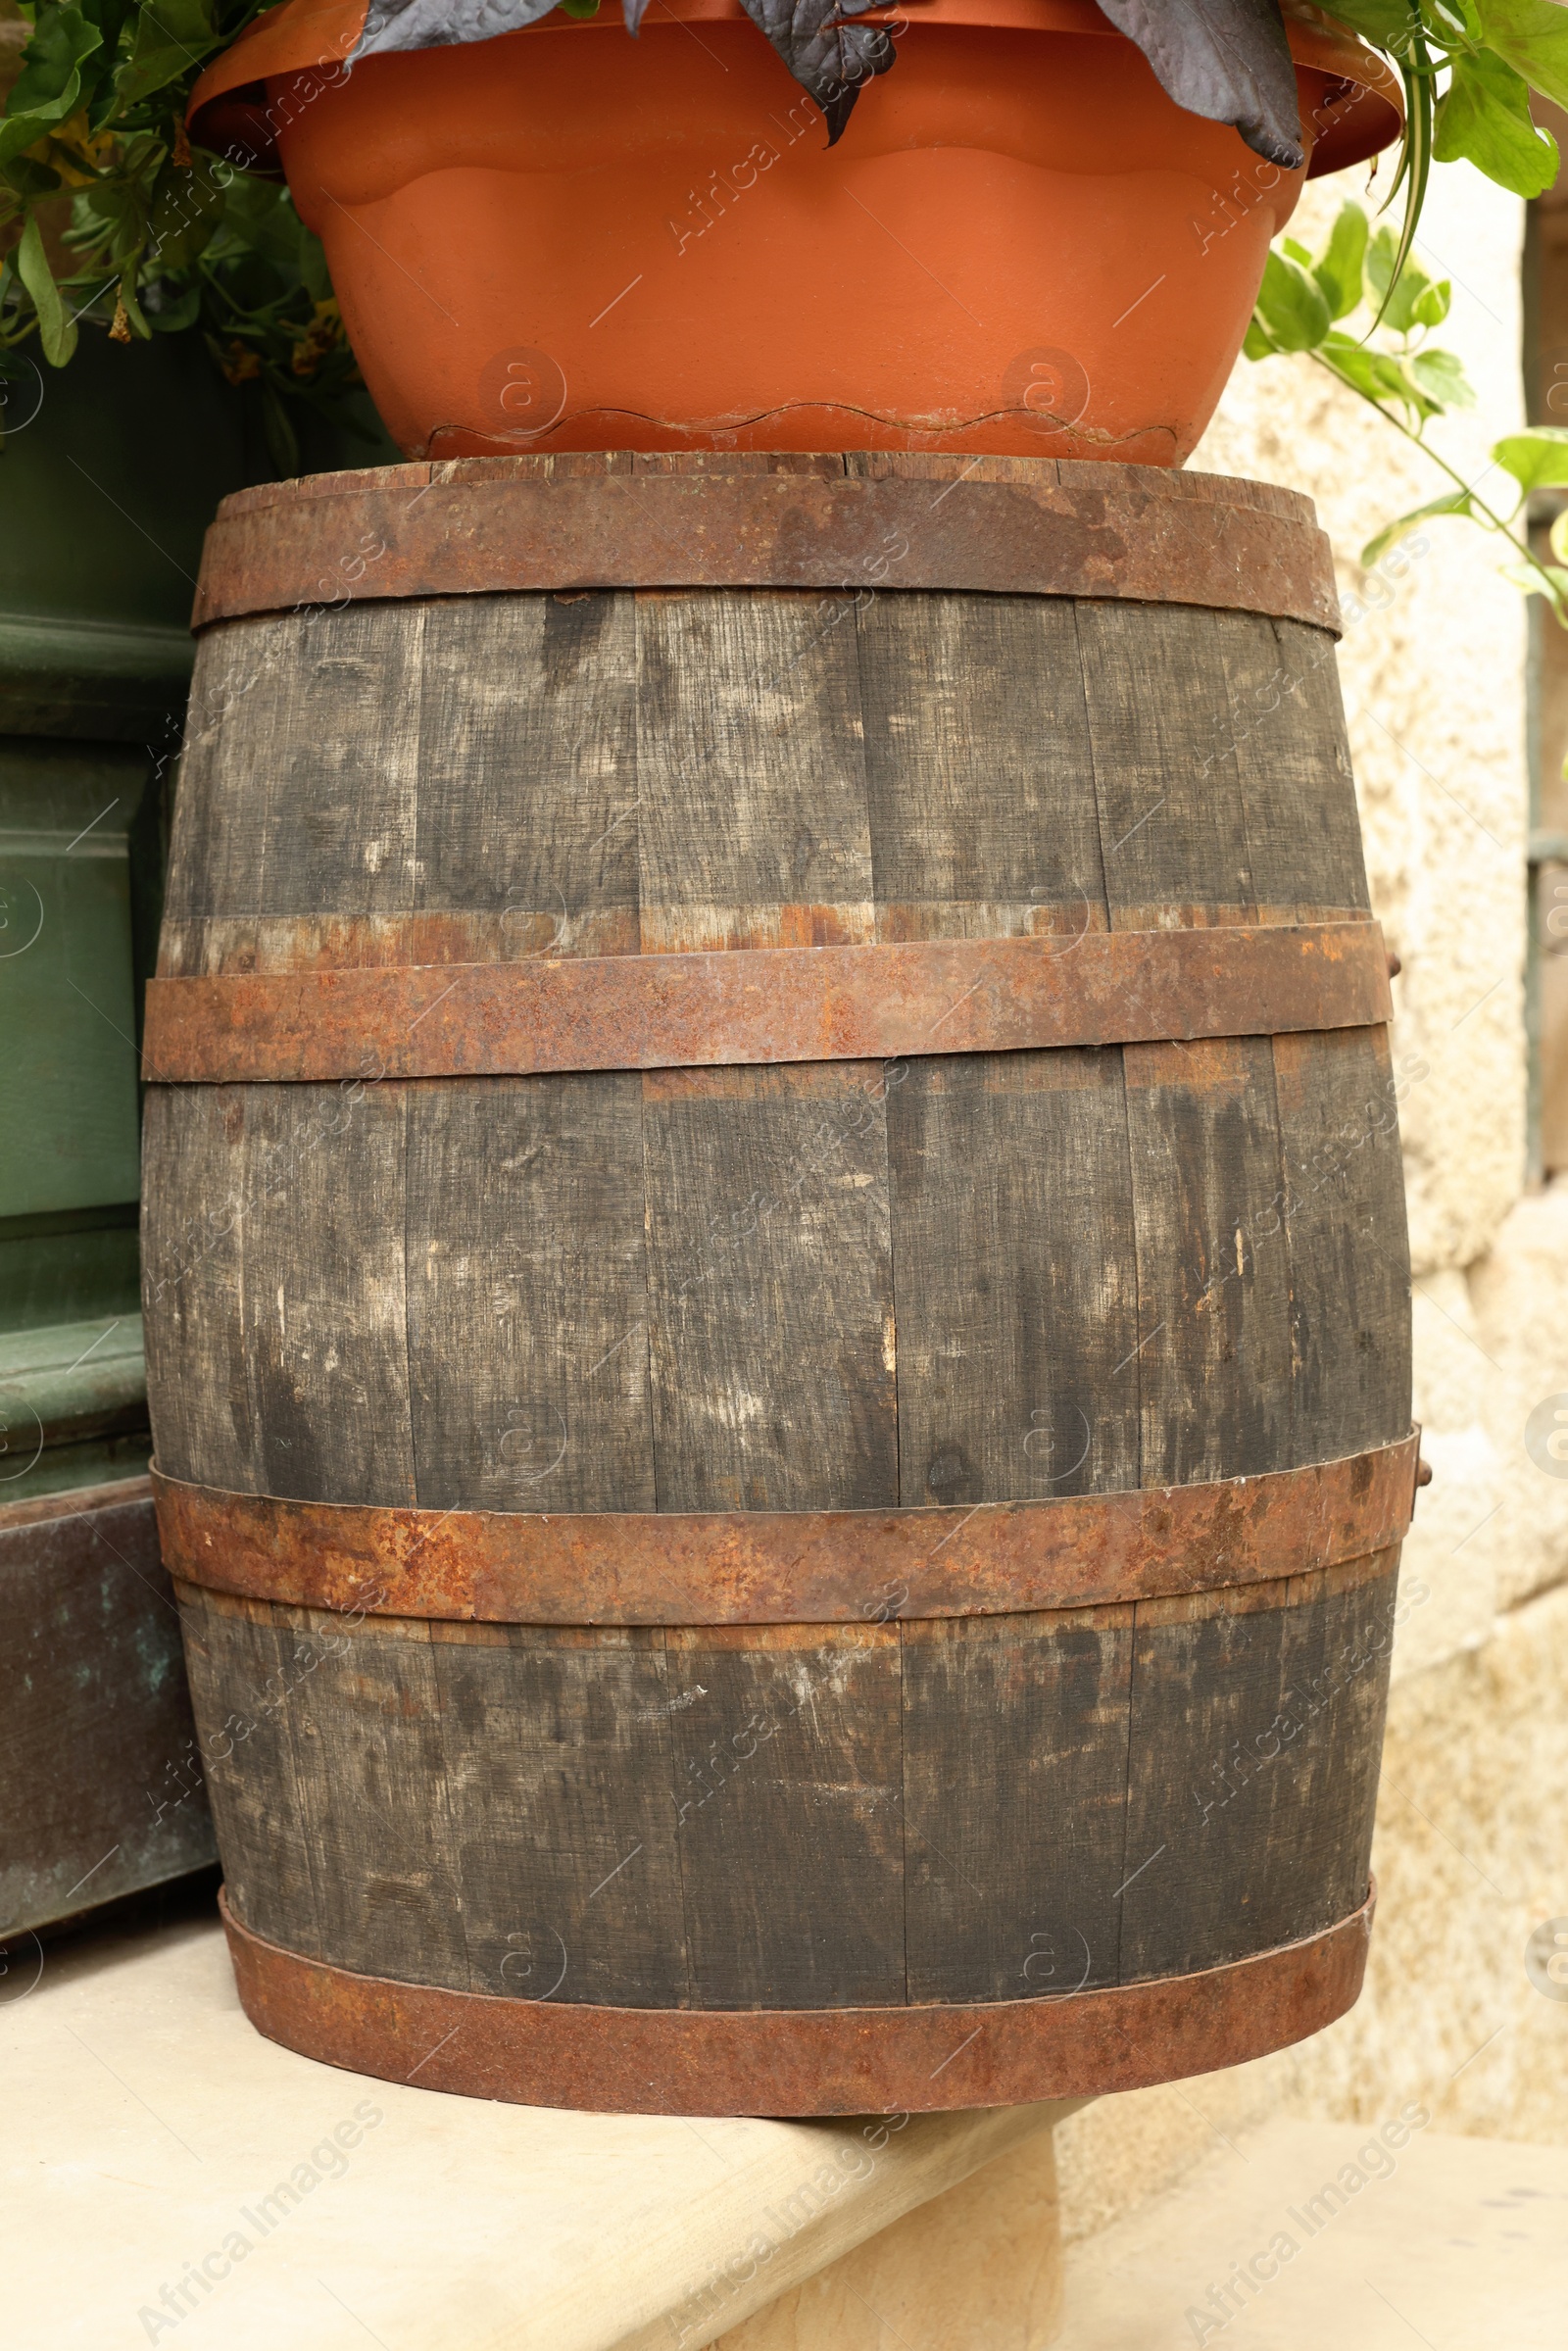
left=188, top=0, right=1402, bottom=180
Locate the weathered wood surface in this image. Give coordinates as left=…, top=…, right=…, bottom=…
left=144, top=462, right=1412, bottom=2029
left=146, top=567, right=1409, bottom=1516
left=178, top=1560, right=1398, bottom=2004
left=0, top=1479, right=214, bottom=1935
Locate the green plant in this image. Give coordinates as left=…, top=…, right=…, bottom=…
left=1313, top=2, right=1568, bottom=291
left=1247, top=196, right=1568, bottom=623
left=0, top=0, right=370, bottom=465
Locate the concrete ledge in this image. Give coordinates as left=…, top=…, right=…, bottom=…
left=1057, top=2114, right=1568, bottom=2348
left=4, top=1907, right=1078, bottom=2350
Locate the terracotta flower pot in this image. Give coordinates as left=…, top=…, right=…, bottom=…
left=190, top=0, right=1399, bottom=464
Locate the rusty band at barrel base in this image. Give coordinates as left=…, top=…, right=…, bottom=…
left=154, top=1432, right=1421, bottom=1626
left=220, top=1884, right=1377, bottom=2116
left=142, top=919, right=1393, bottom=1085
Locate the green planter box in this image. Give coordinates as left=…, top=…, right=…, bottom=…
left=0, top=323, right=252, bottom=1498
left=0, top=323, right=394, bottom=1499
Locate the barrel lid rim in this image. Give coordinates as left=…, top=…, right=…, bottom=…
left=204, top=454, right=1325, bottom=531
left=188, top=460, right=1342, bottom=637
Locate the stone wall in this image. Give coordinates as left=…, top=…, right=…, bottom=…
left=1055, top=163, right=1568, bottom=2252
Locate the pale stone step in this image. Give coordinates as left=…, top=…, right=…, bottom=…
left=3, top=1905, right=1078, bottom=2350
left=1057, top=2114, right=1568, bottom=2351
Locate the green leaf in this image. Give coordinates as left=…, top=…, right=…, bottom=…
left=81, top=0, right=137, bottom=55
left=1311, top=1, right=1418, bottom=49
left=146, top=153, right=226, bottom=273
left=82, top=0, right=142, bottom=129
left=1361, top=492, right=1476, bottom=570
left=215, top=176, right=310, bottom=269
left=1282, top=235, right=1312, bottom=265
left=1410, top=276, right=1452, bottom=327
left=1320, top=329, right=1434, bottom=415
left=0, top=5, right=104, bottom=167
left=146, top=284, right=201, bottom=332
left=1366, top=229, right=1441, bottom=335
left=1363, top=228, right=1457, bottom=340
left=5, top=5, right=103, bottom=116
left=1376, top=40, right=1435, bottom=325
left=1475, top=0, right=1568, bottom=117
left=115, top=0, right=221, bottom=106
left=3, top=154, right=64, bottom=198
left=1243, top=316, right=1279, bottom=361
left=1313, top=201, right=1368, bottom=321
left=118, top=267, right=150, bottom=337
left=1365, top=225, right=1408, bottom=308
left=77, top=174, right=135, bottom=227
left=16, top=216, right=78, bottom=366
left=1501, top=562, right=1568, bottom=621
left=1493, top=427, right=1568, bottom=492
left=1407, top=346, right=1476, bottom=407
left=1435, top=48, right=1559, bottom=196
left=1254, top=249, right=1331, bottom=353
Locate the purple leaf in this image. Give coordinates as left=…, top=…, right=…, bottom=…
left=733, top=0, right=895, bottom=142
left=352, top=0, right=892, bottom=138
left=1097, top=0, right=1302, bottom=169
left=348, top=0, right=1298, bottom=165
left=352, top=0, right=561, bottom=65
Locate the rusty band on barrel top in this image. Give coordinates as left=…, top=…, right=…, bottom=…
left=220, top=1883, right=1375, bottom=2116
left=151, top=1434, right=1419, bottom=1625
left=191, top=460, right=1341, bottom=633
left=142, top=921, right=1392, bottom=1086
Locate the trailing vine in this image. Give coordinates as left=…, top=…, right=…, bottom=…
left=1248, top=195, right=1568, bottom=624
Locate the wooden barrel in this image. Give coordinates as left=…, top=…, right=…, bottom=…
left=142, top=455, right=1416, bottom=2117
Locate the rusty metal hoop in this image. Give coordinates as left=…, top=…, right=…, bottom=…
left=220, top=1884, right=1376, bottom=2117
left=153, top=1435, right=1421, bottom=1626
left=191, top=458, right=1342, bottom=632
left=143, top=922, right=1393, bottom=1085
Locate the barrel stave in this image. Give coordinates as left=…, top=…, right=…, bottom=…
left=408, top=1072, right=654, bottom=1515
left=1120, top=1555, right=1396, bottom=1980
left=177, top=1555, right=1398, bottom=2006
left=1274, top=1026, right=1413, bottom=1460
left=888, top=1047, right=1142, bottom=1503
left=1125, top=1035, right=1297, bottom=1487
